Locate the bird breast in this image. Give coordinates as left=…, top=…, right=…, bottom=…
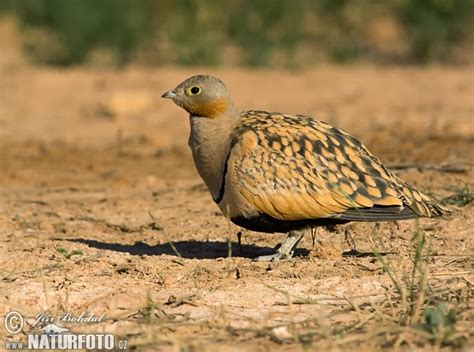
left=188, top=114, right=238, bottom=201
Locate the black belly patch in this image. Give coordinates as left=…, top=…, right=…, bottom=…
left=231, top=213, right=349, bottom=233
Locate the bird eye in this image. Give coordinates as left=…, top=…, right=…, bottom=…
left=189, top=86, right=201, bottom=95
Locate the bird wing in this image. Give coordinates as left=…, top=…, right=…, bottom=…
left=227, top=111, right=441, bottom=222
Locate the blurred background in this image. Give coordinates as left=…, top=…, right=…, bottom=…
left=1, top=0, right=473, bottom=68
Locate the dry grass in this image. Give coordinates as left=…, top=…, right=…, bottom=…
left=112, top=227, right=472, bottom=351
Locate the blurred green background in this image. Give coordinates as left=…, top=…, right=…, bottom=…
left=1, top=0, right=473, bottom=67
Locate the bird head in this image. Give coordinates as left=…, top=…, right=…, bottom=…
left=162, top=75, right=234, bottom=118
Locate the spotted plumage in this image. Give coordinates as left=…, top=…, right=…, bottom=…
left=228, top=110, right=443, bottom=226
left=162, top=75, right=447, bottom=261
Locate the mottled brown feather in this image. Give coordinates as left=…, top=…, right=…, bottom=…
left=228, top=111, right=446, bottom=221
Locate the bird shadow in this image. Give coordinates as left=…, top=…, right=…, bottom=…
left=64, top=238, right=309, bottom=260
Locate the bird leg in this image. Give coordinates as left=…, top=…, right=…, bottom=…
left=253, top=230, right=305, bottom=262
left=236, top=231, right=244, bottom=253
left=344, top=227, right=357, bottom=251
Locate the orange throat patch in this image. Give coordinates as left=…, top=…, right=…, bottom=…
left=188, top=98, right=228, bottom=118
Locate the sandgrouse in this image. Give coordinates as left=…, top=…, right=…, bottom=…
left=162, top=75, right=446, bottom=261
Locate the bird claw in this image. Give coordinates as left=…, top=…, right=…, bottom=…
left=252, top=251, right=294, bottom=262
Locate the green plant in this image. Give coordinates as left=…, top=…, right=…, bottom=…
left=372, top=225, right=463, bottom=346
left=422, top=302, right=457, bottom=336
left=151, top=0, right=224, bottom=66
left=227, top=0, right=304, bottom=66
left=397, top=0, right=474, bottom=62
left=10, top=0, right=152, bottom=65
left=442, top=183, right=473, bottom=206
left=2, top=0, right=473, bottom=66
left=56, top=247, right=83, bottom=259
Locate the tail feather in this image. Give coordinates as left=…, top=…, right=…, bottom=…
left=411, top=186, right=449, bottom=218
left=394, top=178, right=448, bottom=218
left=336, top=205, right=419, bottom=222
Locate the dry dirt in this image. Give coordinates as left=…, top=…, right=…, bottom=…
left=0, top=23, right=473, bottom=351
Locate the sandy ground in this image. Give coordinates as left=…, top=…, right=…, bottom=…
left=0, top=23, right=473, bottom=351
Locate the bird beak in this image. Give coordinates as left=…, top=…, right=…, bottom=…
left=161, top=90, right=177, bottom=99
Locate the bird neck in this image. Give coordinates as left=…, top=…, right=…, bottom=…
left=188, top=111, right=240, bottom=200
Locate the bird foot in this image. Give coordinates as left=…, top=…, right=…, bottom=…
left=253, top=230, right=305, bottom=262
left=252, top=251, right=294, bottom=262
